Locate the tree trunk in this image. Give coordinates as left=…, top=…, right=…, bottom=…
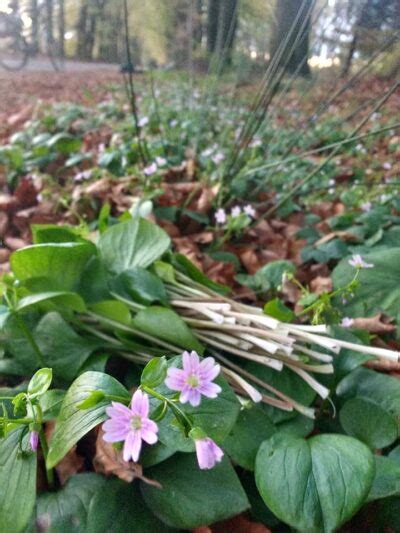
left=45, top=0, right=54, bottom=48
left=207, top=0, right=238, bottom=61
left=30, top=0, right=39, bottom=54
left=76, top=1, right=88, bottom=59
left=270, top=0, right=313, bottom=77
left=58, top=0, right=65, bottom=58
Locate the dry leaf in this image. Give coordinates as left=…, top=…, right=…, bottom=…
left=310, top=276, right=333, bottom=295
left=352, top=313, right=396, bottom=333
left=94, top=429, right=161, bottom=488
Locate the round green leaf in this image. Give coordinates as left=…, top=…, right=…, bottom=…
left=98, top=218, right=171, bottom=274
left=224, top=405, right=276, bottom=470
left=339, top=397, right=398, bottom=449
left=86, top=478, right=169, bottom=532
left=141, top=454, right=249, bottom=529
left=255, top=433, right=375, bottom=533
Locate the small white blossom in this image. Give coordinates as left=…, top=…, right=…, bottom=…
left=361, top=201, right=372, bottom=212
left=143, top=162, right=157, bottom=176
left=215, top=208, right=227, bottom=224
left=138, top=116, right=149, bottom=127
left=231, top=206, right=241, bottom=218
left=341, top=317, right=354, bottom=328
left=348, top=254, right=374, bottom=269
left=243, top=204, right=256, bottom=218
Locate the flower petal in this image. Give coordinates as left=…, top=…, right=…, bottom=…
left=131, top=389, right=149, bottom=417
left=165, top=367, right=185, bottom=391
left=199, top=358, right=220, bottom=381
left=123, top=430, right=142, bottom=462
left=105, top=402, right=132, bottom=420
left=198, top=382, right=221, bottom=398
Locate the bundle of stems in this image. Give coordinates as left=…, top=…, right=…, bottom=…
left=82, top=269, right=399, bottom=420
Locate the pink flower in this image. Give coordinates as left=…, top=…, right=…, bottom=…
left=144, top=162, right=157, bottom=176
left=165, top=351, right=221, bottom=407
left=341, top=317, right=354, bottom=328
left=30, top=430, right=39, bottom=452
left=243, top=204, right=256, bottom=218
left=231, top=206, right=241, bottom=218
left=102, top=390, right=158, bottom=462
left=215, top=208, right=226, bottom=224
left=194, top=437, right=224, bottom=469
left=348, top=254, right=374, bottom=269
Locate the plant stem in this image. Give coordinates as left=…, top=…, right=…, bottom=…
left=39, top=428, right=55, bottom=489
left=13, top=313, right=46, bottom=367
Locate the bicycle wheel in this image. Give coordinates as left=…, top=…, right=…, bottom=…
left=0, top=33, right=29, bottom=71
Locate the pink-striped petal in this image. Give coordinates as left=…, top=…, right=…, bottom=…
left=165, top=367, right=185, bottom=390
left=123, top=430, right=142, bottom=462
left=131, top=389, right=149, bottom=417
left=141, top=427, right=158, bottom=445
left=198, top=382, right=221, bottom=398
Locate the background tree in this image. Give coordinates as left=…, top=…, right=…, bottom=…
left=270, top=0, right=314, bottom=77
left=207, top=0, right=239, bottom=62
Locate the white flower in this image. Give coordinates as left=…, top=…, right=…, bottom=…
left=211, top=152, right=225, bottom=164
left=143, top=162, right=157, bottom=176
left=383, top=162, right=392, bottom=170
left=74, top=170, right=92, bottom=182
left=361, top=201, right=372, bottom=212
left=348, top=254, right=374, bottom=269
left=341, top=317, right=354, bottom=328
left=138, top=116, right=149, bottom=127
left=215, top=208, right=226, bottom=224
left=156, top=156, right=167, bottom=167
left=231, top=206, right=241, bottom=218
left=243, top=204, right=256, bottom=218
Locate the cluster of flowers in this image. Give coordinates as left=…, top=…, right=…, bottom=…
left=102, top=351, right=224, bottom=470
left=214, top=204, right=256, bottom=225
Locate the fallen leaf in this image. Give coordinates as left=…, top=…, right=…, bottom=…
left=353, top=313, right=396, bottom=333
left=310, top=276, right=333, bottom=295
left=94, top=429, right=161, bottom=487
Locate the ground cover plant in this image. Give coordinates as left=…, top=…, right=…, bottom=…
left=0, top=1, right=400, bottom=531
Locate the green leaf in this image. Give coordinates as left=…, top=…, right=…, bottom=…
left=35, top=312, right=101, bottom=381
left=112, top=267, right=167, bottom=305
left=32, top=224, right=88, bottom=244
left=32, top=473, right=104, bottom=532
left=141, top=454, right=249, bottom=529
left=89, top=300, right=131, bottom=326
left=337, top=367, right=400, bottom=430
left=367, top=456, right=400, bottom=501
left=86, top=478, right=169, bottom=533
left=28, top=368, right=53, bottom=398
left=133, top=306, right=204, bottom=354
left=11, top=243, right=95, bottom=292
left=141, top=356, right=168, bottom=388
left=47, top=371, right=129, bottom=469
left=339, top=397, right=398, bottom=449
left=98, top=218, right=170, bottom=274
left=263, top=298, right=295, bottom=322
left=0, top=305, right=10, bottom=330
left=223, top=405, right=276, bottom=471
left=47, top=132, right=82, bottom=154
left=332, top=248, right=400, bottom=320
left=15, top=291, right=86, bottom=313
left=0, top=428, right=37, bottom=533
left=171, top=253, right=230, bottom=295
left=255, top=433, right=375, bottom=533
left=237, top=260, right=295, bottom=292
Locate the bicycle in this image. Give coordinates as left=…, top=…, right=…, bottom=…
left=0, top=1, right=64, bottom=72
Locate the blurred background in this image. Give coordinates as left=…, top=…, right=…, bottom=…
left=0, top=0, right=399, bottom=76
